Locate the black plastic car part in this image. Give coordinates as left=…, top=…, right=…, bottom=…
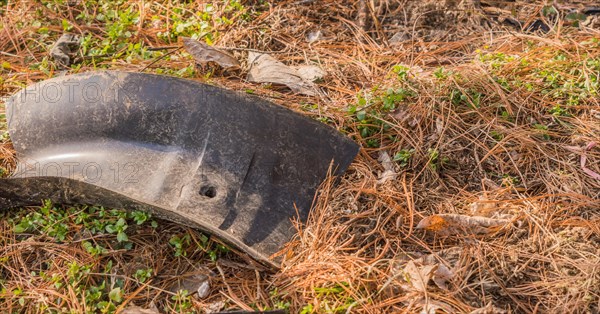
left=0, top=71, right=359, bottom=267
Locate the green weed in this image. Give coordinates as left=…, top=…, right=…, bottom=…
left=393, top=149, right=415, bottom=167
left=12, top=200, right=158, bottom=245
left=348, top=86, right=415, bottom=148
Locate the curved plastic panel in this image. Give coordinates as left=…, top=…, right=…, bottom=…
left=0, top=71, right=359, bottom=266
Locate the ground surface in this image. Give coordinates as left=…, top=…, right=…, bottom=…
left=1, top=0, right=600, bottom=313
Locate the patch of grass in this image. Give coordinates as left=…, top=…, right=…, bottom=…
left=305, top=282, right=357, bottom=313
left=450, top=88, right=482, bottom=108
left=157, top=0, right=249, bottom=44
left=391, top=64, right=409, bottom=81
left=433, top=67, right=452, bottom=80
left=477, top=40, right=600, bottom=109
left=0, top=200, right=236, bottom=313
left=170, top=289, right=194, bottom=313
left=169, top=233, right=191, bottom=257
left=427, top=148, right=448, bottom=171
left=19, top=0, right=252, bottom=76
left=12, top=200, right=156, bottom=245
left=393, top=148, right=414, bottom=167
left=133, top=268, right=153, bottom=283
left=348, top=83, right=415, bottom=148
left=532, top=123, right=551, bottom=140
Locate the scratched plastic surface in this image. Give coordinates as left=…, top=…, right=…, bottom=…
left=0, top=71, right=359, bottom=266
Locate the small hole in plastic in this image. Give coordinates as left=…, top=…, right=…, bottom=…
left=199, top=185, right=217, bottom=198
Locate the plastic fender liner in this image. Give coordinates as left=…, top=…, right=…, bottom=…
left=0, top=71, right=359, bottom=266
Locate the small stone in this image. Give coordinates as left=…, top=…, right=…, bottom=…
left=307, top=30, right=323, bottom=43
left=197, top=280, right=210, bottom=299
left=389, top=31, right=410, bottom=44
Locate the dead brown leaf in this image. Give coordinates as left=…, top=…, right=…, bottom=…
left=294, top=65, right=326, bottom=82
left=121, top=305, right=160, bottom=314
left=581, top=142, right=600, bottom=181
left=247, top=52, right=318, bottom=96
left=470, top=302, right=507, bottom=314
left=416, top=214, right=511, bottom=236
left=182, top=37, right=240, bottom=69
left=403, top=260, right=437, bottom=293
left=169, top=273, right=211, bottom=299
left=50, top=33, right=81, bottom=67
left=413, top=298, right=455, bottom=314
left=377, top=150, right=397, bottom=184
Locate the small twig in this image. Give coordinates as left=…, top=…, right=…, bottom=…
left=139, top=47, right=182, bottom=72
left=213, top=46, right=287, bottom=54
left=150, top=43, right=285, bottom=54
left=72, top=54, right=112, bottom=63
left=147, top=45, right=180, bottom=51
left=357, top=0, right=369, bottom=31
left=0, top=51, right=22, bottom=58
